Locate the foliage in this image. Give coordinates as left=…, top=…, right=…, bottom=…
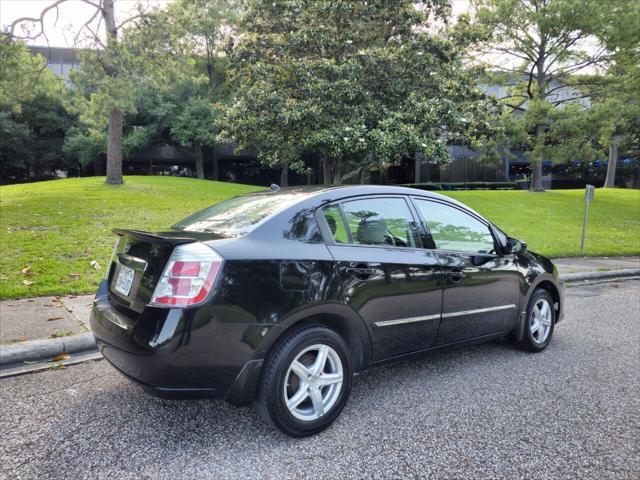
left=220, top=0, right=495, bottom=184
left=464, top=0, right=615, bottom=191
left=581, top=0, right=640, bottom=186
left=65, top=7, right=192, bottom=147
left=0, top=38, right=73, bottom=181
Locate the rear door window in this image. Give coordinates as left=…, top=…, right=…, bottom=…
left=340, top=197, right=421, bottom=248
left=322, top=205, right=349, bottom=243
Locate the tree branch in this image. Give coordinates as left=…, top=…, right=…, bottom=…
left=74, top=7, right=101, bottom=45
left=7, top=0, right=66, bottom=40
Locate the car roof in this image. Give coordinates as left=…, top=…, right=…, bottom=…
left=248, top=184, right=447, bottom=200
left=250, top=185, right=487, bottom=221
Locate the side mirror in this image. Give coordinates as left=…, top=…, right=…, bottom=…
left=507, top=237, right=527, bottom=254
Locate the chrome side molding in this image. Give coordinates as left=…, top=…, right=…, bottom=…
left=441, top=304, right=517, bottom=319
left=374, top=304, right=517, bottom=328
left=373, top=313, right=441, bottom=327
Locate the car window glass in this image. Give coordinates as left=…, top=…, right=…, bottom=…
left=322, top=205, right=349, bottom=243
left=342, top=198, right=419, bottom=248
left=414, top=200, right=495, bottom=254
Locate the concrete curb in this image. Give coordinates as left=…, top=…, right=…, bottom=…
left=559, top=268, right=640, bottom=283
left=0, top=332, right=96, bottom=366
left=0, top=268, right=638, bottom=368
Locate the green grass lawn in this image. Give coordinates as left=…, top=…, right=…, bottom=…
left=0, top=176, right=638, bottom=299
left=0, top=176, right=261, bottom=299
left=444, top=188, right=640, bottom=258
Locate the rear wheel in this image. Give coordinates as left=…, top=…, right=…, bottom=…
left=258, top=326, right=352, bottom=436
left=517, top=289, right=555, bottom=352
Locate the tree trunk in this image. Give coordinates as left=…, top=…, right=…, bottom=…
left=103, top=0, right=124, bottom=185
left=530, top=160, right=544, bottom=192
left=105, top=108, right=123, bottom=184
left=530, top=123, right=545, bottom=192
left=322, top=156, right=331, bottom=185
left=529, top=48, right=547, bottom=192
left=414, top=149, right=424, bottom=184
left=604, top=135, right=621, bottom=188
left=211, top=149, right=219, bottom=181
left=280, top=162, right=289, bottom=187
left=194, top=142, right=204, bottom=179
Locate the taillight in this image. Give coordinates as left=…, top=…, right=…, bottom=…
left=150, top=243, right=223, bottom=307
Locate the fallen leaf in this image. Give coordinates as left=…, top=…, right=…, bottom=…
left=47, top=316, right=64, bottom=322
left=69, top=273, right=80, bottom=279
left=27, top=299, right=35, bottom=303
left=20, top=266, right=32, bottom=275
left=22, top=280, right=35, bottom=286
left=90, top=260, right=101, bottom=270
left=50, top=353, right=71, bottom=362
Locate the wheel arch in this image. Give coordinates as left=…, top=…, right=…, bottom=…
left=534, top=279, right=562, bottom=321
left=268, top=303, right=372, bottom=373
left=512, top=273, right=564, bottom=343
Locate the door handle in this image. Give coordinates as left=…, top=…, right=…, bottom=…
left=346, top=265, right=377, bottom=278
left=447, top=269, right=466, bottom=283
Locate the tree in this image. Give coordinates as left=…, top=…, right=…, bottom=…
left=128, top=79, right=224, bottom=180
left=221, top=0, right=494, bottom=185
left=161, top=0, right=237, bottom=179
left=7, top=0, right=185, bottom=185
left=587, top=0, right=640, bottom=188
left=466, top=0, right=613, bottom=191
left=0, top=38, right=72, bottom=181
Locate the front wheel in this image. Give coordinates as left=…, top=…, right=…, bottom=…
left=517, top=289, right=555, bottom=352
left=258, top=326, right=352, bottom=436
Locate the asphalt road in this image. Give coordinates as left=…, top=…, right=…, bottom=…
left=1, top=280, right=639, bottom=480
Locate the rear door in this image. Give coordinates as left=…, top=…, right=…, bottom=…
left=411, top=198, right=520, bottom=345
left=321, top=196, right=443, bottom=361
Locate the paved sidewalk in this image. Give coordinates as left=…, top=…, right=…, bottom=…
left=552, top=256, right=640, bottom=274
left=0, top=256, right=638, bottom=347
left=0, top=295, right=93, bottom=345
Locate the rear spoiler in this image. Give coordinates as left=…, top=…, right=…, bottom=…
left=112, top=229, right=200, bottom=246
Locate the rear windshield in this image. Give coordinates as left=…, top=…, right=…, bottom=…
left=172, top=192, right=306, bottom=237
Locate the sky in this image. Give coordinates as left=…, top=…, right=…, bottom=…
left=1, top=0, right=471, bottom=47
left=0, top=0, right=170, bottom=47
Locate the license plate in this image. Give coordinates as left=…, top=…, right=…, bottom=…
left=115, top=265, right=135, bottom=296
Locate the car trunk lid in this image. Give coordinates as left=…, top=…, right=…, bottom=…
left=107, top=229, right=225, bottom=313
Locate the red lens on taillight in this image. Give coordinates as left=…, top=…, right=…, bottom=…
left=171, top=261, right=200, bottom=277
left=150, top=243, right=223, bottom=307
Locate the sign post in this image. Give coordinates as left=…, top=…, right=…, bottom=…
left=581, top=185, right=595, bottom=254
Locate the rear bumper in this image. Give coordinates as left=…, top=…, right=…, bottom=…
left=90, top=281, right=264, bottom=404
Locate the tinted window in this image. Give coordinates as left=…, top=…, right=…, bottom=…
left=172, top=192, right=307, bottom=237
left=341, top=198, right=419, bottom=248
left=414, top=200, right=495, bottom=253
left=322, top=205, right=349, bottom=243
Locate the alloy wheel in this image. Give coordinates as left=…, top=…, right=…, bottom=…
left=283, top=344, right=344, bottom=422
left=530, top=298, right=553, bottom=344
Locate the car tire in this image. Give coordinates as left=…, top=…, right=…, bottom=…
left=517, top=288, right=556, bottom=352
left=258, top=325, right=352, bottom=436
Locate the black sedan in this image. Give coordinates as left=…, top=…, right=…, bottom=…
left=90, top=185, right=564, bottom=436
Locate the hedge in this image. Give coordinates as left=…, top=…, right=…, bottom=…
left=404, top=181, right=518, bottom=191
